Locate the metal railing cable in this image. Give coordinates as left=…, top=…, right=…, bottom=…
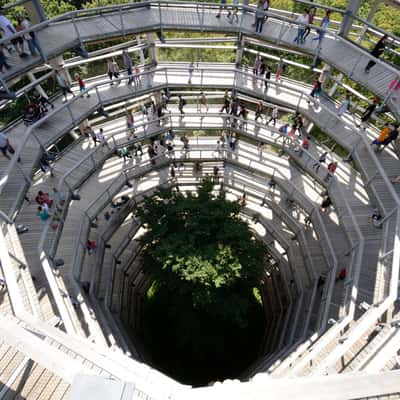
left=0, top=63, right=394, bottom=216
left=0, top=1, right=399, bottom=89
left=0, top=82, right=390, bottom=312
left=63, top=122, right=355, bottom=329
left=0, top=65, right=398, bottom=365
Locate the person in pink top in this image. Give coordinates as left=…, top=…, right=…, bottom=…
left=385, top=75, right=400, bottom=103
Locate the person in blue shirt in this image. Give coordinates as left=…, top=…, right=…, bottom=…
left=313, top=10, right=331, bottom=46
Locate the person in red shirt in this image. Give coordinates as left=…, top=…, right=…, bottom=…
left=324, top=161, right=337, bottom=182
left=35, top=190, right=52, bottom=207
left=87, top=240, right=97, bottom=255
left=336, top=268, right=347, bottom=282
left=308, top=76, right=322, bottom=105
left=75, top=73, right=90, bottom=98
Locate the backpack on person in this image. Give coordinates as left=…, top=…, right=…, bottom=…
left=279, top=124, right=288, bottom=134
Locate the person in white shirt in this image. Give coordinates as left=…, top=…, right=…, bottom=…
left=293, top=10, right=309, bottom=45
left=197, top=91, right=208, bottom=112
left=107, top=58, right=120, bottom=85
left=96, top=128, right=108, bottom=147
left=0, top=7, right=27, bottom=56
left=267, top=106, right=278, bottom=126
left=16, top=15, right=42, bottom=58
left=188, top=61, right=194, bottom=84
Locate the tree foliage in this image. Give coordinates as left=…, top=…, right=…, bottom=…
left=137, top=179, right=266, bottom=326
left=137, top=179, right=267, bottom=384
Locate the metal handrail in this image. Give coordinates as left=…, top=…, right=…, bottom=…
left=5, top=65, right=400, bottom=262
left=270, top=0, right=400, bottom=47
left=0, top=63, right=397, bottom=372
left=8, top=65, right=394, bottom=334
left=0, top=63, right=380, bottom=208
left=0, top=0, right=398, bottom=80
left=63, top=126, right=353, bottom=324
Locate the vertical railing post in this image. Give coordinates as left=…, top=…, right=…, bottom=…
left=297, top=92, right=303, bottom=110
left=90, top=153, right=96, bottom=169
left=164, top=68, right=168, bottom=89
left=158, top=1, right=164, bottom=39
left=111, top=135, right=117, bottom=151
left=95, top=86, right=102, bottom=107
left=71, top=12, right=83, bottom=44
left=120, top=6, right=125, bottom=36
left=67, top=103, right=76, bottom=127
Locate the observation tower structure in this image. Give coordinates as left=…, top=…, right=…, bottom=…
left=0, top=0, right=399, bottom=398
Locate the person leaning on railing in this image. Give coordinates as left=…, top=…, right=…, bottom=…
left=0, top=7, right=28, bottom=58
left=254, top=1, right=266, bottom=34
left=16, top=15, right=42, bottom=58
left=301, top=7, right=316, bottom=43
left=364, top=34, right=388, bottom=74
left=293, top=9, right=308, bottom=45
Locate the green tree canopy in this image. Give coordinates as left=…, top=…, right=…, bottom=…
left=137, top=179, right=267, bottom=384
left=137, top=179, right=266, bottom=326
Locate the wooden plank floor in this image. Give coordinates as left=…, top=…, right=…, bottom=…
left=7, top=105, right=378, bottom=344
left=1, top=63, right=399, bottom=219
left=54, top=132, right=363, bottom=357
left=0, top=63, right=397, bottom=387
left=1, top=4, right=398, bottom=120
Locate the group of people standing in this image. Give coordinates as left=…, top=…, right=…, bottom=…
left=107, top=52, right=141, bottom=86
left=219, top=89, right=250, bottom=129
left=253, top=54, right=286, bottom=92
left=294, top=8, right=331, bottom=46
left=0, top=7, right=42, bottom=72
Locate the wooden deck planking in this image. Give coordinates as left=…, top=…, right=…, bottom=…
left=0, top=5, right=398, bottom=118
